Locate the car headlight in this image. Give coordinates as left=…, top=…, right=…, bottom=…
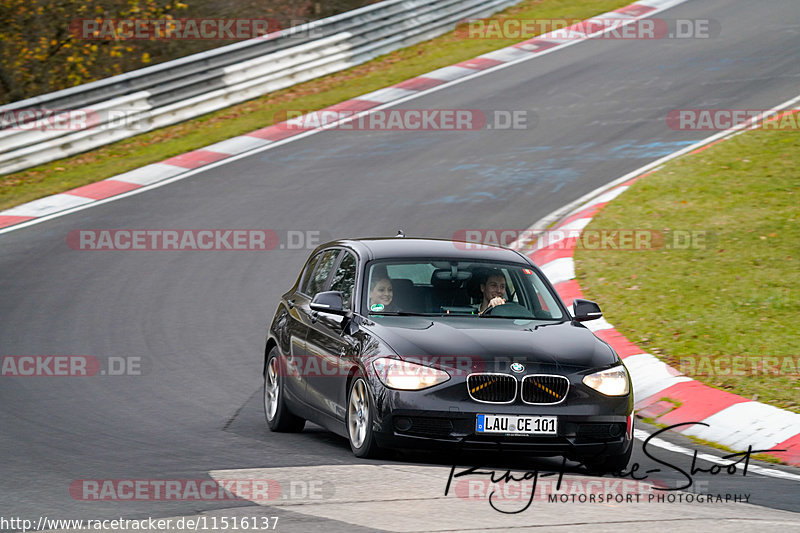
left=583, top=365, right=630, bottom=396
left=372, top=357, right=450, bottom=390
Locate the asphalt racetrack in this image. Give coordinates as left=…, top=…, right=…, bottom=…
left=1, top=0, right=799, bottom=530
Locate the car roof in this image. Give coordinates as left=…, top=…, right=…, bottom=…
left=324, top=237, right=531, bottom=263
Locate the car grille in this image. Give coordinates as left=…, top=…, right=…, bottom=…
left=467, top=373, right=516, bottom=403
left=521, top=375, right=569, bottom=404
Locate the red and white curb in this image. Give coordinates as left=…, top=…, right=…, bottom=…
left=0, top=0, right=690, bottom=233
left=521, top=101, right=800, bottom=467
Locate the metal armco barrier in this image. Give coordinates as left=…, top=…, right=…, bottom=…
left=0, top=0, right=521, bottom=175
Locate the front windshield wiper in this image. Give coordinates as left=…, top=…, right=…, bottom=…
left=368, top=311, right=440, bottom=316
left=480, top=315, right=567, bottom=321
left=479, top=315, right=537, bottom=320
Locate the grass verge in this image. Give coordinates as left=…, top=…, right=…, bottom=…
left=575, top=124, right=800, bottom=413
left=0, top=0, right=630, bottom=211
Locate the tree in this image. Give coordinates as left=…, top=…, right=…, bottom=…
left=0, top=0, right=186, bottom=104
left=0, top=0, right=376, bottom=105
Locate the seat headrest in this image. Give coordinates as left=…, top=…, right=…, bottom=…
left=390, top=278, right=414, bottom=291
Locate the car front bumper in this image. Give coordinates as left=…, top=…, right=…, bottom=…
left=370, top=377, right=633, bottom=460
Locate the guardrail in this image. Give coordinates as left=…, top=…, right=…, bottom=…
left=0, top=0, right=521, bottom=175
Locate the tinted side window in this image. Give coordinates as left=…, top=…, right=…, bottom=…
left=330, top=252, right=357, bottom=309
left=303, top=250, right=339, bottom=297
left=300, top=253, right=323, bottom=293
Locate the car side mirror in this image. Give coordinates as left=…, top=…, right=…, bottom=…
left=310, top=291, right=349, bottom=316
left=573, top=299, right=602, bottom=322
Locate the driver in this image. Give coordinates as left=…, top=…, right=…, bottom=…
left=478, top=269, right=507, bottom=314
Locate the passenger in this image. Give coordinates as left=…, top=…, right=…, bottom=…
left=478, top=269, right=507, bottom=314
left=369, top=275, right=397, bottom=312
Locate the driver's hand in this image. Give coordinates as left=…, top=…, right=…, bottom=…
left=488, top=297, right=506, bottom=308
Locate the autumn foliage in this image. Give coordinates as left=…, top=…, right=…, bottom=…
left=0, top=0, right=374, bottom=105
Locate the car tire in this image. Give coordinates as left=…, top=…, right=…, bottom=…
left=584, top=442, right=633, bottom=474
left=264, top=347, right=305, bottom=432
left=346, top=377, right=381, bottom=458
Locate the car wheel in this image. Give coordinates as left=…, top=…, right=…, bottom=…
left=346, top=377, right=381, bottom=458
left=584, top=442, right=633, bottom=474
left=264, top=347, right=305, bottom=432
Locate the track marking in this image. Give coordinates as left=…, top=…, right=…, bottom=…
left=633, top=429, right=800, bottom=482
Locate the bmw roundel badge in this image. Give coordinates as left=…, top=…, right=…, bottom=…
left=510, top=362, right=525, bottom=373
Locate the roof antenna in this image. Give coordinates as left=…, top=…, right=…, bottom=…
left=396, top=230, right=405, bottom=238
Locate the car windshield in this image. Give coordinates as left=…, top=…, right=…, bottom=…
left=364, top=259, right=564, bottom=320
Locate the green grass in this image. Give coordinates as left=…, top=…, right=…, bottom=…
left=0, top=0, right=630, bottom=211
left=575, top=125, right=800, bottom=413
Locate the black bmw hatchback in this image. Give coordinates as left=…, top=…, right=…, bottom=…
left=263, top=237, right=633, bottom=472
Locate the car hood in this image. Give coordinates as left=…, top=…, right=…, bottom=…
left=361, top=316, right=617, bottom=372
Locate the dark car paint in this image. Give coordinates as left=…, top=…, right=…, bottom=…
left=266, top=238, right=633, bottom=458
left=360, top=316, right=618, bottom=369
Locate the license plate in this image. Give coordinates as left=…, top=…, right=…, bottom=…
left=476, top=414, right=557, bottom=435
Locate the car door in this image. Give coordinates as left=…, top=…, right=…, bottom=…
left=304, top=250, right=361, bottom=422
left=286, top=248, right=341, bottom=406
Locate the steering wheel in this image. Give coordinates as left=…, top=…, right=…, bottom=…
left=480, top=301, right=533, bottom=318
